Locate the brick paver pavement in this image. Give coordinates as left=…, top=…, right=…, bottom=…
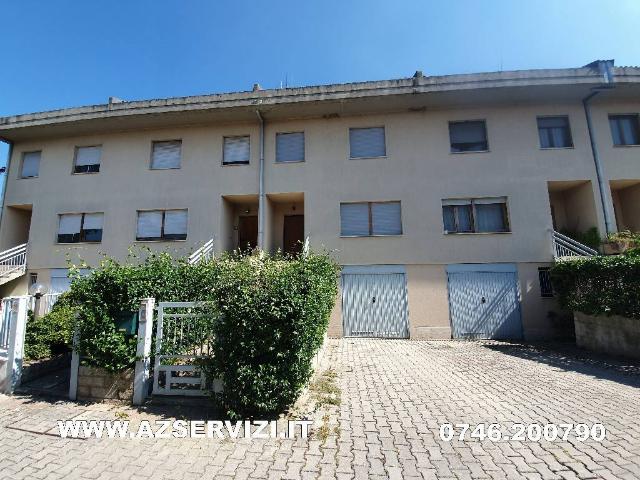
left=0, top=339, right=639, bottom=479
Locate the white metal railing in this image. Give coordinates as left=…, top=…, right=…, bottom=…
left=41, top=293, right=62, bottom=315
left=551, top=230, right=599, bottom=259
left=0, top=243, right=27, bottom=280
left=0, top=297, right=13, bottom=351
left=188, top=239, right=214, bottom=265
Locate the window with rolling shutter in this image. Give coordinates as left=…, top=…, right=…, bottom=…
left=57, top=212, right=103, bottom=243
left=151, top=140, right=182, bottom=169
left=349, top=127, right=386, bottom=159
left=340, top=201, right=402, bottom=236
left=449, top=121, right=488, bottom=152
left=136, top=209, right=188, bottom=241
left=74, top=146, right=102, bottom=173
left=21, top=151, right=41, bottom=178
left=442, top=197, right=509, bottom=233
left=223, top=136, right=250, bottom=164
left=276, top=132, right=305, bottom=163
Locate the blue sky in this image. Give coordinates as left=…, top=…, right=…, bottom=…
left=1, top=0, right=639, bottom=162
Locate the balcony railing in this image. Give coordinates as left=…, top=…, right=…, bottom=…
left=188, top=239, right=214, bottom=264
left=0, top=243, right=28, bottom=284
left=551, top=230, right=599, bottom=260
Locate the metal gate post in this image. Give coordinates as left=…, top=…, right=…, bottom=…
left=4, top=296, right=30, bottom=394
left=133, top=298, right=155, bottom=405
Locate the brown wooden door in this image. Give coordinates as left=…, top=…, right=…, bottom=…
left=238, top=216, right=258, bottom=252
left=283, top=215, right=304, bottom=254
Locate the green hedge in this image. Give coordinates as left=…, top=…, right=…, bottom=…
left=24, top=304, right=75, bottom=360
left=202, top=253, right=339, bottom=417
left=62, top=248, right=339, bottom=416
left=550, top=252, right=640, bottom=319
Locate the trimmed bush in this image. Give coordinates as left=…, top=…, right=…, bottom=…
left=551, top=252, right=640, bottom=319
left=202, top=252, right=339, bottom=417
left=24, top=304, right=75, bottom=360
left=62, top=248, right=339, bottom=416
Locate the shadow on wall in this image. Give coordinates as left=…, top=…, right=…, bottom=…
left=482, top=341, right=640, bottom=389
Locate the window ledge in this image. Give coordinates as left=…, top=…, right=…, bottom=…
left=134, top=239, right=187, bottom=243
left=275, top=160, right=305, bottom=164
left=449, top=150, right=490, bottom=154
left=56, top=242, right=102, bottom=245
left=348, top=155, right=387, bottom=160
left=222, top=162, right=250, bottom=167
left=149, top=167, right=182, bottom=171
left=443, top=231, right=512, bottom=235
left=71, top=171, right=100, bottom=175
left=19, top=176, right=39, bottom=180
left=613, top=144, right=640, bottom=148
left=539, top=146, right=574, bottom=150
left=340, top=234, right=403, bottom=238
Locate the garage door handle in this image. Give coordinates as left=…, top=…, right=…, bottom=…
left=372, top=296, right=376, bottom=304
left=481, top=296, right=486, bottom=304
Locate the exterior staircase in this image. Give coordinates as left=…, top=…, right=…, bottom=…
left=551, top=230, right=599, bottom=260
left=0, top=244, right=27, bottom=286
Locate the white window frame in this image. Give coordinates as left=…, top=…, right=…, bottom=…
left=57, top=212, right=104, bottom=244
left=73, top=145, right=102, bottom=174
left=150, top=140, right=182, bottom=170
left=20, top=151, right=41, bottom=179
left=442, top=197, right=510, bottom=234
left=136, top=209, right=188, bottom=241
left=340, top=201, right=402, bottom=237
left=348, top=127, right=387, bottom=159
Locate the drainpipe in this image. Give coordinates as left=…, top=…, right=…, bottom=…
left=582, top=60, right=616, bottom=236
left=256, top=110, right=265, bottom=250
left=0, top=139, right=13, bottom=233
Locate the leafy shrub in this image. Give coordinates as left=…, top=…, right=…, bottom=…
left=201, top=252, right=339, bottom=418
left=24, top=304, right=75, bottom=360
left=62, top=247, right=339, bottom=419
left=551, top=252, right=640, bottom=319
left=62, top=248, right=220, bottom=372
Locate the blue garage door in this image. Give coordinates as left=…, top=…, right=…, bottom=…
left=447, top=264, right=522, bottom=339
left=342, top=266, right=409, bottom=338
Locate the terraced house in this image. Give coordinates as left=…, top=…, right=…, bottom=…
left=1, top=59, right=639, bottom=341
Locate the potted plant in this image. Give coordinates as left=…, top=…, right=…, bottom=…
left=602, top=230, right=640, bottom=255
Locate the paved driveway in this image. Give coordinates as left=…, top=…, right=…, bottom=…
left=0, top=339, right=639, bottom=479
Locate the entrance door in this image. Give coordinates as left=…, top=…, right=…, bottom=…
left=447, top=264, right=522, bottom=339
left=283, top=215, right=304, bottom=254
left=238, top=216, right=258, bottom=251
left=342, top=266, right=409, bottom=338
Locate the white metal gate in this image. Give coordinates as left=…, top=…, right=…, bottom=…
left=152, top=301, right=220, bottom=396
left=447, top=264, right=522, bottom=340
left=342, top=266, right=409, bottom=338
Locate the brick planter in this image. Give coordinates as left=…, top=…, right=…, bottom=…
left=574, top=312, right=640, bottom=359
left=77, top=366, right=134, bottom=401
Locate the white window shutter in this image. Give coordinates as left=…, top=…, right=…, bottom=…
left=82, top=213, right=104, bottom=230
left=75, top=146, right=102, bottom=166
left=21, top=151, right=41, bottom=178
left=58, top=214, right=82, bottom=235
left=164, top=210, right=188, bottom=236
left=223, top=136, right=250, bottom=164
left=137, top=211, right=163, bottom=238
left=349, top=127, right=386, bottom=158
left=151, top=141, right=182, bottom=169
left=340, top=203, right=370, bottom=236
left=371, top=202, right=402, bottom=235
left=276, top=132, right=305, bottom=162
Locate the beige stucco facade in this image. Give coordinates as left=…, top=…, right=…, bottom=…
left=1, top=63, right=640, bottom=339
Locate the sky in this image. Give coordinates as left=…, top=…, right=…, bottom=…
left=1, top=0, right=639, bottom=163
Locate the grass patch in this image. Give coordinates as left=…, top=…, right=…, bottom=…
left=309, top=369, right=341, bottom=408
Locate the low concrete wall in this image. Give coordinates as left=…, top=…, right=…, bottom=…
left=77, top=366, right=134, bottom=401
left=574, top=312, right=640, bottom=359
